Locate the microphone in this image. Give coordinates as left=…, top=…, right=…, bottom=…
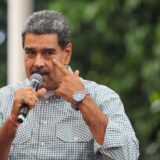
left=17, top=73, right=43, bottom=123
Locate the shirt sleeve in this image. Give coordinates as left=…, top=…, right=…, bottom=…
left=0, top=86, right=14, bottom=127
left=93, top=87, right=139, bottom=160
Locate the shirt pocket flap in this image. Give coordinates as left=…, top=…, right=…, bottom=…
left=56, top=122, right=92, bottom=142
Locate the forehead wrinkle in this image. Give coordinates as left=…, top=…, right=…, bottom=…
left=24, top=33, right=59, bottom=48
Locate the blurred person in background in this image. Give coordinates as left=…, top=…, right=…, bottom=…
left=0, top=10, right=139, bottom=160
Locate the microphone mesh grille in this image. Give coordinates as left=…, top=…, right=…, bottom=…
left=30, top=73, right=43, bottom=86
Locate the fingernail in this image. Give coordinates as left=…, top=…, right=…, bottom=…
left=51, top=55, right=56, bottom=61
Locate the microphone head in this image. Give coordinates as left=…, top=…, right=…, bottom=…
left=30, top=73, right=43, bottom=86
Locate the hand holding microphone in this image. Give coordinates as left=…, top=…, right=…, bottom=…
left=9, top=73, right=46, bottom=127
left=17, top=73, right=44, bottom=123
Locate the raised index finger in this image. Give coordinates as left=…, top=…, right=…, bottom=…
left=52, top=58, right=70, bottom=76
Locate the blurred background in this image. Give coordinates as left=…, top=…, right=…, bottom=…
left=0, top=0, right=160, bottom=159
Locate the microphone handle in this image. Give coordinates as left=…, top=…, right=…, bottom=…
left=17, top=104, right=30, bottom=123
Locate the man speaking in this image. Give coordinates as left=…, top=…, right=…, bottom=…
left=0, top=10, right=139, bottom=159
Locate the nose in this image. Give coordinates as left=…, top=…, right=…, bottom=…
left=34, top=54, right=45, bottom=68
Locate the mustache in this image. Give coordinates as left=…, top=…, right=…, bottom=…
left=31, top=67, right=50, bottom=75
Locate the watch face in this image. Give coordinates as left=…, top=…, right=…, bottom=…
left=74, top=92, right=84, bottom=101
left=72, top=91, right=89, bottom=110
left=72, top=91, right=89, bottom=105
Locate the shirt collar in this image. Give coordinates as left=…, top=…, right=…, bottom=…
left=43, top=91, right=55, bottom=99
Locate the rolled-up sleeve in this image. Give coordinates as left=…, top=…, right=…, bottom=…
left=93, top=88, right=139, bottom=159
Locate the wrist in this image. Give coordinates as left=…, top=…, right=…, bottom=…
left=8, top=113, right=21, bottom=127
left=71, top=90, right=90, bottom=110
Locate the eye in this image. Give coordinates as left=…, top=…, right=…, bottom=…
left=43, top=49, right=56, bottom=58
left=25, top=50, right=36, bottom=57
left=45, top=51, right=54, bottom=55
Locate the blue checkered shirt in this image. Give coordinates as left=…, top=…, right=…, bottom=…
left=0, top=79, right=139, bottom=160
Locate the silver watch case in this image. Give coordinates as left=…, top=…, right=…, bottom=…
left=71, top=90, right=89, bottom=110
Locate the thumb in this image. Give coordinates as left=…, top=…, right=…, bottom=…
left=37, top=88, right=47, bottom=98
left=74, top=70, right=79, bottom=76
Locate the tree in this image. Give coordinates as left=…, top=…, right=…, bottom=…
left=0, top=0, right=7, bottom=87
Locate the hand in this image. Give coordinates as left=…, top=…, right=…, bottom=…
left=52, top=58, right=85, bottom=103
left=10, top=87, right=46, bottom=121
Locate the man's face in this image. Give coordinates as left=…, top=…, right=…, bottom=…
left=24, top=33, right=72, bottom=91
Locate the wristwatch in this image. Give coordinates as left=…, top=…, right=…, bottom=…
left=71, top=90, right=89, bottom=110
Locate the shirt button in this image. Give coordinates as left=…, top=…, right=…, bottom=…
left=74, top=137, right=79, bottom=141
left=40, top=142, right=45, bottom=146
left=45, top=100, right=49, bottom=104
left=42, top=120, right=47, bottom=125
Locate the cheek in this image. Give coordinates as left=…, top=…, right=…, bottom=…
left=25, top=59, right=33, bottom=76
left=55, top=54, right=65, bottom=64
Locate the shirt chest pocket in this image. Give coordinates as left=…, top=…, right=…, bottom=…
left=12, top=121, right=32, bottom=144
left=56, top=122, right=93, bottom=143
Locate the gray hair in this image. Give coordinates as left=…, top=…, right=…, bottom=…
left=22, top=10, right=71, bottom=50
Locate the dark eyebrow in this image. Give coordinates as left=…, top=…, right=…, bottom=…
left=24, top=47, right=56, bottom=53
left=42, top=48, right=56, bottom=53
left=24, top=47, right=35, bottom=51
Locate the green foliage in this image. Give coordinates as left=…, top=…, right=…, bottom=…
left=0, top=0, right=7, bottom=87
left=43, top=0, right=160, bottom=159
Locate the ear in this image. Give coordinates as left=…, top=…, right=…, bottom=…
left=63, top=43, right=72, bottom=65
